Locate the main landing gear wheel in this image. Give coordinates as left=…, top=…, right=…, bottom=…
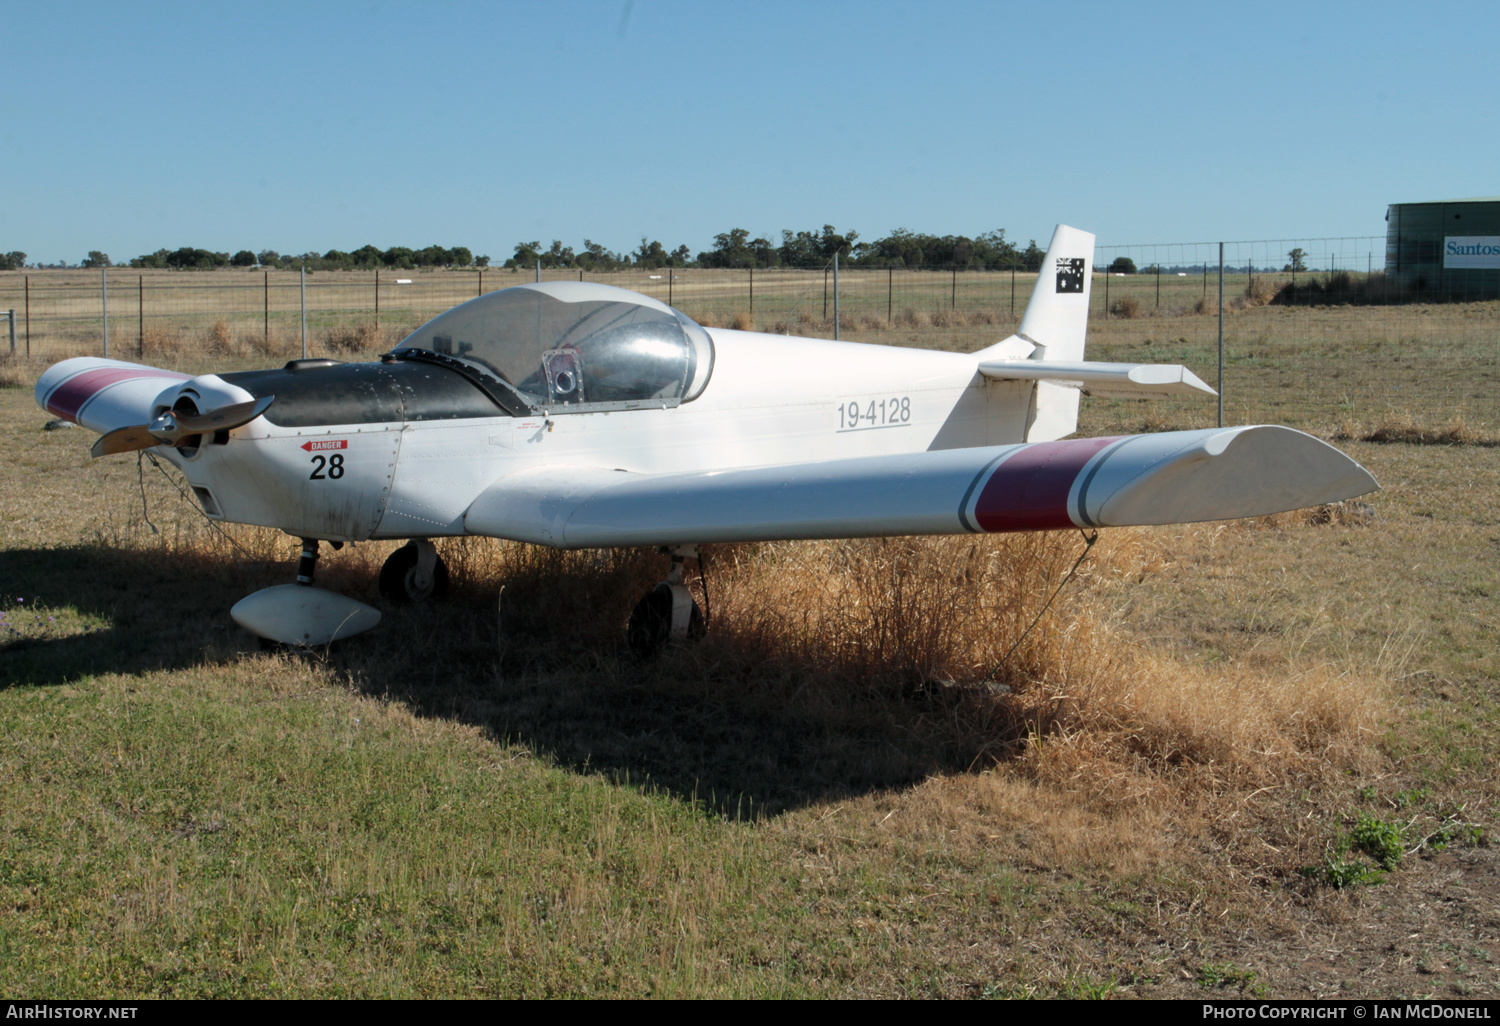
left=627, top=546, right=706, bottom=659
left=627, top=584, right=705, bottom=659
left=379, top=540, right=449, bottom=603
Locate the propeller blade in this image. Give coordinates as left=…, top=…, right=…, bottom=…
left=172, top=396, right=275, bottom=436
left=91, top=424, right=160, bottom=458
left=89, top=395, right=274, bottom=458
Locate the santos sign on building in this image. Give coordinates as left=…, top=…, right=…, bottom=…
left=1444, top=237, right=1500, bottom=268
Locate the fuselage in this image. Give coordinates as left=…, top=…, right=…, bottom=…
left=145, top=328, right=1033, bottom=542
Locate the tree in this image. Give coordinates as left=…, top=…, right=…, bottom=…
left=383, top=246, right=416, bottom=269
left=578, top=240, right=624, bottom=271
left=231, top=250, right=257, bottom=267
left=81, top=251, right=111, bottom=268
left=349, top=245, right=384, bottom=269
left=0, top=251, right=26, bottom=270
left=541, top=240, right=574, bottom=268
left=1022, top=241, right=1046, bottom=272
left=450, top=246, right=473, bottom=268
left=1285, top=248, right=1308, bottom=273
left=509, top=241, right=542, bottom=269
left=700, top=228, right=754, bottom=268
left=257, top=250, right=282, bottom=268
left=475, top=254, right=491, bottom=268
left=634, top=238, right=668, bottom=268
left=1108, top=255, right=1136, bottom=274
left=164, top=247, right=228, bottom=269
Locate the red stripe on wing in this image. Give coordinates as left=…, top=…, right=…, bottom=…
left=973, top=436, right=1122, bottom=533
left=44, top=368, right=189, bottom=422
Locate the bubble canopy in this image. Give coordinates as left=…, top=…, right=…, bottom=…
left=392, top=282, right=714, bottom=414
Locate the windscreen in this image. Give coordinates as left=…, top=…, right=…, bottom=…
left=395, top=282, right=714, bottom=408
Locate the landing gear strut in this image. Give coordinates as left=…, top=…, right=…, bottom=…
left=379, top=539, right=449, bottom=603
left=627, top=545, right=705, bottom=658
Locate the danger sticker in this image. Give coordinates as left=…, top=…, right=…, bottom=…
left=301, top=439, right=348, bottom=452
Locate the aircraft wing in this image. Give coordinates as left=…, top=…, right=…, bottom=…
left=463, top=426, right=1377, bottom=548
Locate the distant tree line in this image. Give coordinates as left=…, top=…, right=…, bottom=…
left=119, top=244, right=488, bottom=272
left=3, top=226, right=1054, bottom=272
left=693, top=226, right=1045, bottom=270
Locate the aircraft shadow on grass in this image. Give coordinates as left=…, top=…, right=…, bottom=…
left=1, top=545, right=979, bottom=818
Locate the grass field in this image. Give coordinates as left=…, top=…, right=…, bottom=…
left=1, top=310, right=1498, bottom=998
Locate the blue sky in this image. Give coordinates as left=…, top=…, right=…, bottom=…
left=3, top=0, right=1496, bottom=265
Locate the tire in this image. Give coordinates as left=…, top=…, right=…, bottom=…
left=626, top=583, right=704, bottom=659
left=379, top=543, right=450, bottom=603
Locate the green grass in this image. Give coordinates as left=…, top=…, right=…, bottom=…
left=0, top=661, right=799, bottom=997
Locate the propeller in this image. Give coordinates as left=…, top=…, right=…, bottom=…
left=91, top=395, right=275, bottom=458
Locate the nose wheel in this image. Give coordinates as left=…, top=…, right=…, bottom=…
left=379, top=540, right=449, bottom=603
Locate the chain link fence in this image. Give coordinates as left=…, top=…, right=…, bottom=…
left=3, top=237, right=1496, bottom=434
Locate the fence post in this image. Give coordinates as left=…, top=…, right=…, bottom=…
left=263, top=271, right=270, bottom=347
left=1010, top=267, right=1015, bottom=316
left=374, top=269, right=380, bottom=331
left=950, top=265, right=956, bottom=309
left=478, top=269, right=484, bottom=297
left=300, top=265, right=308, bottom=359
left=24, top=276, right=29, bottom=357
left=833, top=252, right=840, bottom=341
left=748, top=266, right=753, bottom=316
left=7, top=310, right=13, bottom=354
left=1155, top=263, right=1161, bottom=308
left=888, top=267, right=893, bottom=324
left=1103, top=265, right=1109, bottom=317
left=102, top=267, right=109, bottom=358
left=138, top=276, right=144, bottom=357
left=535, top=260, right=541, bottom=284
left=822, top=268, right=828, bottom=320
left=1217, top=242, right=1224, bottom=429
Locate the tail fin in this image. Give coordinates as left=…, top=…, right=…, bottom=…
left=1016, top=224, right=1094, bottom=362
left=974, top=224, right=1096, bottom=441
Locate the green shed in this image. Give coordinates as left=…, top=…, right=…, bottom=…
left=1386, top=197, right=1500, bottom=299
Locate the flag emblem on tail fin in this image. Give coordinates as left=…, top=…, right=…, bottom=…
left=1055, top=258, right=1085, bottom=293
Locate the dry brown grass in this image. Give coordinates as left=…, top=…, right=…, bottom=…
left=139, top=325, right=188, bottom=359
left=1110, top=295, right=1143, bottom=319
left=1340, top=414, right=1497, bottom=447
left=324, top=321, right=404, bottom=356
left=729, top=311, right=754, bottom=332
left=1243, top=277, right=1278, bottom=307
left=0, top=354, right=30, bottom=389
left=393, top=528, right=1389, bottom=818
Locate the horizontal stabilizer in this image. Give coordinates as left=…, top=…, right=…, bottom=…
left=464, top=426, right=1377, bottom=548
left=979, top=360, right=1216, bottom=399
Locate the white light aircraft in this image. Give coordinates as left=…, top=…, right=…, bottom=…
left=35, top=226, right=1378, bottom=649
